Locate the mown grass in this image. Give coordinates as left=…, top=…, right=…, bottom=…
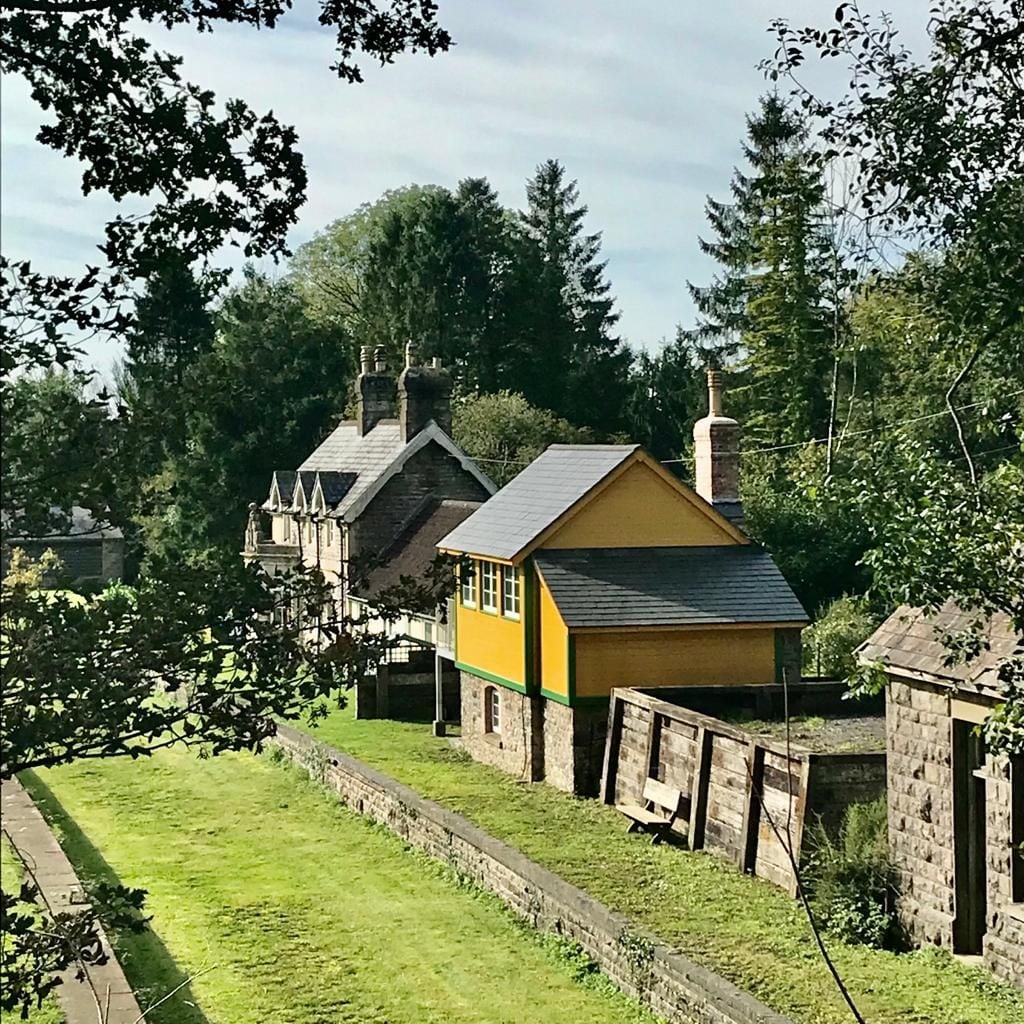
left=21, top=749, right=658, bottom=1024
left=1, top=839, right=65, bottom=1024
left=299, top=708, right=1024, bottom=1024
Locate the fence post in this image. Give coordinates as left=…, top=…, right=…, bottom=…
left=740, top=742, right=766, bottom=874
left=600, top=692, right=625, bottom=804
left=688, top=727, right=712, bottom=850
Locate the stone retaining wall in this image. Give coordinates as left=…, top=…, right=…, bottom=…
left=272, top=722, right=793, bottom=1024
left=1, top=778, right=143, bottom=1024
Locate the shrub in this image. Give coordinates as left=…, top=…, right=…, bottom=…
left=805, top=798, right=905, bottom=950
left=802, top=594, right=878, bottom=678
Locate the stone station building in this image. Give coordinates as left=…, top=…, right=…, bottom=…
left=860, top=603, right=1023, bottom=987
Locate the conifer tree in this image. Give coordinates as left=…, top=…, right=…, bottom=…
left=517, top=159, right=629, bottom=430
left=687, top=96, right=837, bottom=444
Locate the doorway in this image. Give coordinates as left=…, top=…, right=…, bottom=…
left=952, top=719, right=987, bottom=954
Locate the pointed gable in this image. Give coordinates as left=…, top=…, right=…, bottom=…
left=437, top=445, right=745, bottom=561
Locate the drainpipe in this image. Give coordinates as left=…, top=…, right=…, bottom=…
left=433, top=606, right=446, bottom=737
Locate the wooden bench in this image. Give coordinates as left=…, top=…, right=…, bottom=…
left=617, top=778, right=686, bottom=844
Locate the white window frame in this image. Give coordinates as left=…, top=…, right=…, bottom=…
left=480, top=561, right=498, bottom=613
left=502, top=566, right=520, bottom=620
left=326, top=518, right=334, bottom=547
left=283, top=515, right=292, bottom=543
left=486, top=686, right=501, bottom=734
left=460, top=562, right=476, bottom=608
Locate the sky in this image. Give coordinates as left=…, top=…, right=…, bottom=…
left=1, top=1, right=924, bottom=380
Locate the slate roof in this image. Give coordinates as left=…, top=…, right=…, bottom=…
left=437, top=445, right=640, bottom=560
left=314, top=471, right=357, bottom=507
left=354, top=499, right=482, bottom=601
left=858, top=601, right=1021, bottom=693
left=533, top=546, right=808, bottom=629
left=299, top=420, right=406, bottom=518
left=265, top=470, right=297, bottom=510
left=3, top=506, right=122, bottom=541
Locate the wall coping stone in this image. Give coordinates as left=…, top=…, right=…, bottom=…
left=274, top=722, right=794, bottom=1024
left=1, top=777, right=145, bottom=1024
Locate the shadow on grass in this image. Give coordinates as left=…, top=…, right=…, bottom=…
left=19, top=771, right=211, bottom=1024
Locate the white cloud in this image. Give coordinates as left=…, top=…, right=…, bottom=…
left=1, top=0, right=926, bottom=376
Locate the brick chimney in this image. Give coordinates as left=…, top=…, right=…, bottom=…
left=693, top=368, right=741, bottom=510
left=398, top=341, right=452, bottom=443
left=356, top=345, right=396, bottom=436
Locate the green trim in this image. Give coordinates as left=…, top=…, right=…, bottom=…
left=540, top=687, right=571, bottom=706
left=523, top=559, right=537, bottom=692
left=454, top=661, right=529, bottom=694
left=573, top=695, right=613, bottom=709
left=567, top=633, right=577, bottom=703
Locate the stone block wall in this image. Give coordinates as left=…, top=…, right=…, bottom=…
left=887, top=679, right=1024, bottom=987
left=887, top=680, right=960, bottom=945
left=460, top=672, right=540, bottom=781
left=350, top=444, right=490, bottom=562
left=271, top=723, right=793, bottom=1024
left=461, top=672, right=609, bottom=794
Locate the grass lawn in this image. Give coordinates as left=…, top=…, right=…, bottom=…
left=20, top=751, right=657, bottom=1024
left=1, top=840, right=65, bottom=1024
left=298, top=708, right=1024, bottom=1024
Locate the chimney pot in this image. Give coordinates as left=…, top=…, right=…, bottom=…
left=373, top=346, right=387, bottom=373
left=432, top=356, right=441, bottom=369
left=404, top=340, right=418, bottom=369
left=707, top=368, right=724, bottom=417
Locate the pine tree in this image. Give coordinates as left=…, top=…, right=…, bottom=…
left=686, top=96, right=838, bottom=443
left=517, top=159, right=629, bottom=430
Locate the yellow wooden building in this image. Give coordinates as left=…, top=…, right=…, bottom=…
left=437, top=373, right=808, bottom=793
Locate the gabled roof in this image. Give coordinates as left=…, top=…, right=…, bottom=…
left=352, top=499, right=482, bottom=602
left=296, top=419, right=494, bottom=522
left=300, top=420, right=404, bottom=518
left=436, top=444, right=745, bottom=561
left=313, top=471, right=357, bottom=510
left=437, top=445, right=638, bottom=560
left=265, top=470, right=297, bottom=511
left=290, top=470, right=318, bottom=512
left=534, top=546, right=808, bottom=629
left=858, top=601, right=1021, bottom=693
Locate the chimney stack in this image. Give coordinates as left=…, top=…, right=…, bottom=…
left=693, top=368, right=742, bottom=512
left=356, top=345, right=396, bottom=436
left=398, top=341, right=452, bottom=442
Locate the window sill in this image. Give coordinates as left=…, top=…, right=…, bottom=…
left=503, top=613, right=521, bottom=622
left=482, top=731, right=504, bottom=749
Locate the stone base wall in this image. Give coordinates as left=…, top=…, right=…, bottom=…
left=272, top=723, right=793, bottom=1024
left=887, top=680, right=1024, bottom=988
left=460, top=673, right=609, bottom=794
left=460, top=673, right=540, bottom=781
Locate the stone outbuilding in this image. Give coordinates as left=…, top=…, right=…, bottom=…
left=437, top=372, right=807, bottom=795
left=859, top=603, right=1023, bottom=987
left=2, top=506, right=125, bottom=586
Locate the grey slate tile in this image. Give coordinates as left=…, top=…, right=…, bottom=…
left=534, top=546, right=808, bottom=628
left=437, top=445, right=639, bottom=559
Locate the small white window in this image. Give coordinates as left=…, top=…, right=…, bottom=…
left=283, top=516, right=292, bottom=543
left=502, top=566, right=520, bottom=620
left=326, top=519, right=334, bottom=546
left=485, top=686, right=501, bottom=734
left=460, top=563, right=476, bottom=607
left=306, top=519, right=314, bottom=543
left=480, top=561, right=498, bottom=613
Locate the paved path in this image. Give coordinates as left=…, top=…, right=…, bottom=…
left=1, top=776, right=145, bottom=1024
